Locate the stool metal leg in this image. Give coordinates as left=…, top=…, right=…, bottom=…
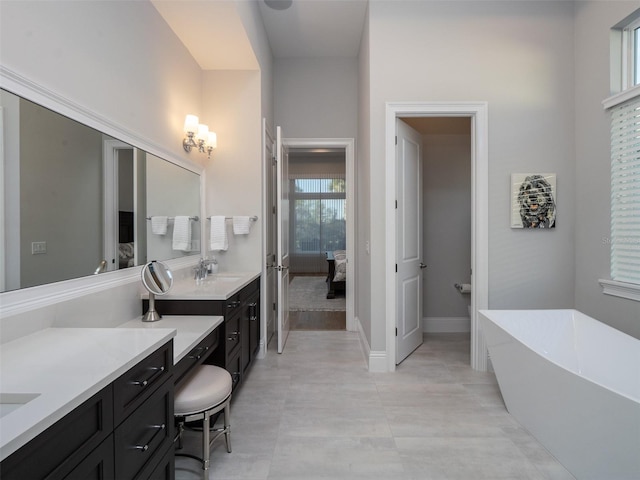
left=224, top=401, right=232, bottom=453
left=202, top=410, right=211, bottom=474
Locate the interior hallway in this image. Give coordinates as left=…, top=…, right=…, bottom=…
left=175, top=331, right=574, bottom=480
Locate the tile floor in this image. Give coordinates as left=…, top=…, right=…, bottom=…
left=175, top=331, right=575, bottom=480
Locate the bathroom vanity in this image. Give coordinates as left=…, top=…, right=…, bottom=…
left=0, top=315, right=223, bottom=480
left=145, top=272, right=261, bottom=392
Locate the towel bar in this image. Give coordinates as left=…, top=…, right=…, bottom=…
left=146, top=216, right=199, bottom=221
left=207, top=216, right=258, bottom=221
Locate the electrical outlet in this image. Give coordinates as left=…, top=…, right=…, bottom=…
left=31, top=241, right=47, bottom=254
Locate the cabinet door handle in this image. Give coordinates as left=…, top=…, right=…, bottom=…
left=227, top=332, right=239, bottom=341
left=133, top=424, right=166, bottom=452
left=129, top=366, right=164, bottom=388
left=188, top=345, right=209, bottom=360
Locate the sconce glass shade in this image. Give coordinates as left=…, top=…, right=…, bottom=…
left=207, top=132, right=217, bottom=149
left=196, top=124, right=209, bottom=142
left=183, top=114, right=199, bottom=134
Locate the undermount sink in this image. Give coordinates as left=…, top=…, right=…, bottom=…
left=0, top=393, right=40, bottom=418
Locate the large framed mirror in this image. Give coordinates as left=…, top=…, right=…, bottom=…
left=0, top=87, right=202, bottom=294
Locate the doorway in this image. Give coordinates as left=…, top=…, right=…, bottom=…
left=261, top=130, right=356, bottom=355
left=397, top=116, right=473, bottom=363
left=288, top=147, right=347, bottom=330
left=284, top=138, right=356, bottom=334
left=385, top=102, right=489, bottom=372
left=103, top=139, right=136, bottom=272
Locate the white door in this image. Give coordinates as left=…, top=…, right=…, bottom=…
left=396, top=119, right=424, bottom=364
left=263, top=119, right=277, bottom=349
left=276, top=126, right=290, bottom=353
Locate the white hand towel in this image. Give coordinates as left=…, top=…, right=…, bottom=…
left=210, top=216, right=228, bottom=251
left=172, top=216, right=192, bottom=251
left=233, top=216, right=252, bottom=235
left=151, top=216, right=168, bottom=235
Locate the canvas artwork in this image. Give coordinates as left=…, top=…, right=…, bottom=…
left=511, top=173, right=556, bottom=229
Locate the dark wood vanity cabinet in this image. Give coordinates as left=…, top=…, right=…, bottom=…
left=241, top=289, right=260, bottom=377
left=0, top=342, right=175, bottom=480
left=150, top=277, right=260, bottom=392
left=173, top=327, right=220, bottom=387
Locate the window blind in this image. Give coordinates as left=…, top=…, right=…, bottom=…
left=289, top=173, right=346, bottom=273
left=610, top=96, right=640, bottom=284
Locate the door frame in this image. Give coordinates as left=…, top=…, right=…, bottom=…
left=260, top=119, right=276, bottom=357
left=102, top=139, right=134, bottom=272
left=283, top=137, right=356, bottom=332
left=385, top=102, right=489, bottom=371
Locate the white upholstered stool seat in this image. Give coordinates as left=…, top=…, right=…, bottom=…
left=174, top=365, right=232, bottom=475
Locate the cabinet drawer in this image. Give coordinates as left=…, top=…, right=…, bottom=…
left=138, top=443, right=175, bottom=480
left=113, top=342, right=172, bottom=424
left=0, top=385, right=114, bottom=480
left=114, top=378, right=174, bottom=480
left=62, top=435, right=115, bottom=480
left=224, top=294, right=241, bottom=318
left=174, top=328, right=220, bottom=386
left=226, top=349, right=242, bottom=390
left=225, top=314, right=241, bottom=359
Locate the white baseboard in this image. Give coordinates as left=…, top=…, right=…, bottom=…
left=423, top=316, right=470, bottom=333
left=355, top=316, right=389, bottom=372
left=368, top=351, right=388, bottom=372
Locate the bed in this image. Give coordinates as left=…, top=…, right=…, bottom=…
left=325, top=250, right=346, bottom=299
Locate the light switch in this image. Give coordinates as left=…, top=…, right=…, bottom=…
left=31, top=241, right=47, bottom=254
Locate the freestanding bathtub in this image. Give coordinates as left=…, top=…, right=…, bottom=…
left=479, top=309, right=640, bottom=480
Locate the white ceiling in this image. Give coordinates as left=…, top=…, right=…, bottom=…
left=257, top=0, right=367, bottom=59
left=151, top=0, right=368, bottom=70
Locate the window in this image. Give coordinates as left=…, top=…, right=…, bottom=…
left=624, top=16, right=640, bottom=88
left=601, top=10, right=640, bottom=301
left=609, top=97, right=640, bottom=286
left=289, top=174, right=346, bottom=273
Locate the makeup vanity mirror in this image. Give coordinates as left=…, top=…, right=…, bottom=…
left=141, top=261, right=173, bottom=322
left=0, top=87, right=202, bottom=293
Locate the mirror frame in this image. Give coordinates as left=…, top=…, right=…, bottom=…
left=0, top=66, right=205, bottom=319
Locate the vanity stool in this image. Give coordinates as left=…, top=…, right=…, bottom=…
left=174, top=365, right=232, bottom=475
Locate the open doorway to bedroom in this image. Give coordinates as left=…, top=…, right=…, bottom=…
left=288, top=147, right=347, bottom=330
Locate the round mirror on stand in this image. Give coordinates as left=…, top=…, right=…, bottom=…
left=141, top=261, right=173, bottom=322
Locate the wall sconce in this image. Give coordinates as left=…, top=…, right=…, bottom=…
left=183, top=114, right=217, bottom=159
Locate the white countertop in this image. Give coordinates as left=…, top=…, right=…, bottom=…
left=154, top=271, right=260, bottom=300
left=0, top=315, right=223, bottom=462
left=118, top=315, right=223, bottom=364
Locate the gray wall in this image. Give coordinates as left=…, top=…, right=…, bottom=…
left=274, top=57, right=358, bottom=139
left=0, top=0, right=203, bottom=332
left=145, top=153, right=201, bottom=262
left=422, top=132, right=472, bottom=320
left=574, top=1, right=640, bottom=338
left=20, top=98, right=103, bottom=288
left=0, top=1, right=203, bottom=158
left=357, top=11, right=372, bottom=346
left=365, top=0, right=578, bottom=351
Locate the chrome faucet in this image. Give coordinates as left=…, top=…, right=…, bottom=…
left=194, top=258, right=207, bottom=281
left=193, top=257, right=217, bottom=281
left=94, top=260, right=107, bottom=275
